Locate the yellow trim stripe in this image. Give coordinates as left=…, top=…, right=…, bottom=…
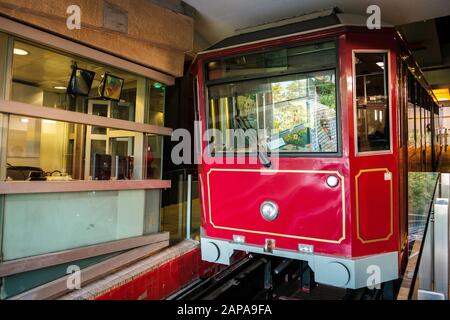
left=206, top=168, right=347, bottom=244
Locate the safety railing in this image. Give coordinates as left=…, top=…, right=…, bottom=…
left=398, top=172, right=449, bottom=300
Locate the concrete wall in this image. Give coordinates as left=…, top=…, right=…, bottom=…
left=0, top=0, right=194, bottom=77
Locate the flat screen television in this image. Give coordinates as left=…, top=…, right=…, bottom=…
left=92, top=153, right=112, bottom=180
left=66, top=67, right=96, bottom=96
left=100, top=73, right=124, bottom=101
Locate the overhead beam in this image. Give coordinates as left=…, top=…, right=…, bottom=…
left=0, top=100, right=173, bottom=136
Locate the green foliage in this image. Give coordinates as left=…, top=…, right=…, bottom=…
left=314, top=78, right=336, bottom=109
left=284, top=127, right=310, bottom=147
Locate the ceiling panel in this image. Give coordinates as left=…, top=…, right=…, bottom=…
left=185, top=0, right=450, bottom=45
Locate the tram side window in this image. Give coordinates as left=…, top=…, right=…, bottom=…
left=207, top=70, right=338, bottom=154
left=355, top=52, right=390, bottom=153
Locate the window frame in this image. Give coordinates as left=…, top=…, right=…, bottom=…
left=0, top=21, right=172, bottom=190
left=203, top=38, right=342, bottom=158
left=352, top=49, right=393, bottom=157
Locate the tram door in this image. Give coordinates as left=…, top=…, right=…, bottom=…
left=352, top=48, right=399, bottom=253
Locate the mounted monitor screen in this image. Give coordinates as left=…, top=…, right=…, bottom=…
left=101, top=73, right=124, bottom=101
left=66, top=68, right=95, bottom=96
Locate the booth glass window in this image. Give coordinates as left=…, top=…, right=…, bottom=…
left=207, top=69, right=338, bottom=154
left=4, top=115, right=162, bottom=181
left=355, top=52, right=390, bottom=153
left=146, top=81, right=166, bottom=126
left=10, top=39, right=165, bottom=125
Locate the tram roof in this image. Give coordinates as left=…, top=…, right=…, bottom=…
left=202, top=8, right=394, bottom=53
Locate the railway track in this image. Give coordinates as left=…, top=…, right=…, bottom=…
left=168, top=254, right=394, bottom=301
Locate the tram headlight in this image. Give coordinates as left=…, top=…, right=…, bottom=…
left=260, top=201, right=279, bottom=221
left=327, top=175, right=340, bottom=188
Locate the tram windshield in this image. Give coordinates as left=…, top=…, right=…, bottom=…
left=207, top=70, right=338, bottom=154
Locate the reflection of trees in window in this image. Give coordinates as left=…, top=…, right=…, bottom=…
left=314, top=77, right=336, bottom=110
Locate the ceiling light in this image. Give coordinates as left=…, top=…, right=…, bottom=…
left=43, top=119, right=57, bottom=124
left=376, top=62, right=385, bottom=69
left=54, top=86, right=67, bottom=90
left=433, top=89, right=450, bottom=102
left=14, top=48, right=29, bottom=56
left=20, top=118, right=29, bottom=124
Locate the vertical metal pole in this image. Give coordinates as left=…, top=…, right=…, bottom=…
left=186, top=174, right=192, bottom=240
left=434, top=197, right=449, bottom=299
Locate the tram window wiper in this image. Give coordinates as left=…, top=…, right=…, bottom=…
left=235, top=116, right=272, bottom=169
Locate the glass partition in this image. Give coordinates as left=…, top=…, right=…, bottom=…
left=145, top=135, right=164, bottom=180
left=2, top=190, right=149, bottom=260
left=11, top=39, right=164, bottom=125
left=146, top=81, right=166, bottom=126
left=5, top=115, right=160, bottom=181
left=160, top=168, right=200, bottom=242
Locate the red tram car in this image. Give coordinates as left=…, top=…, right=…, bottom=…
left=194, top=9, right=441, bottom=289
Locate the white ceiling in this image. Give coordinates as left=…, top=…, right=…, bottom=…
left=185, top=0, right=450, bottom=46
